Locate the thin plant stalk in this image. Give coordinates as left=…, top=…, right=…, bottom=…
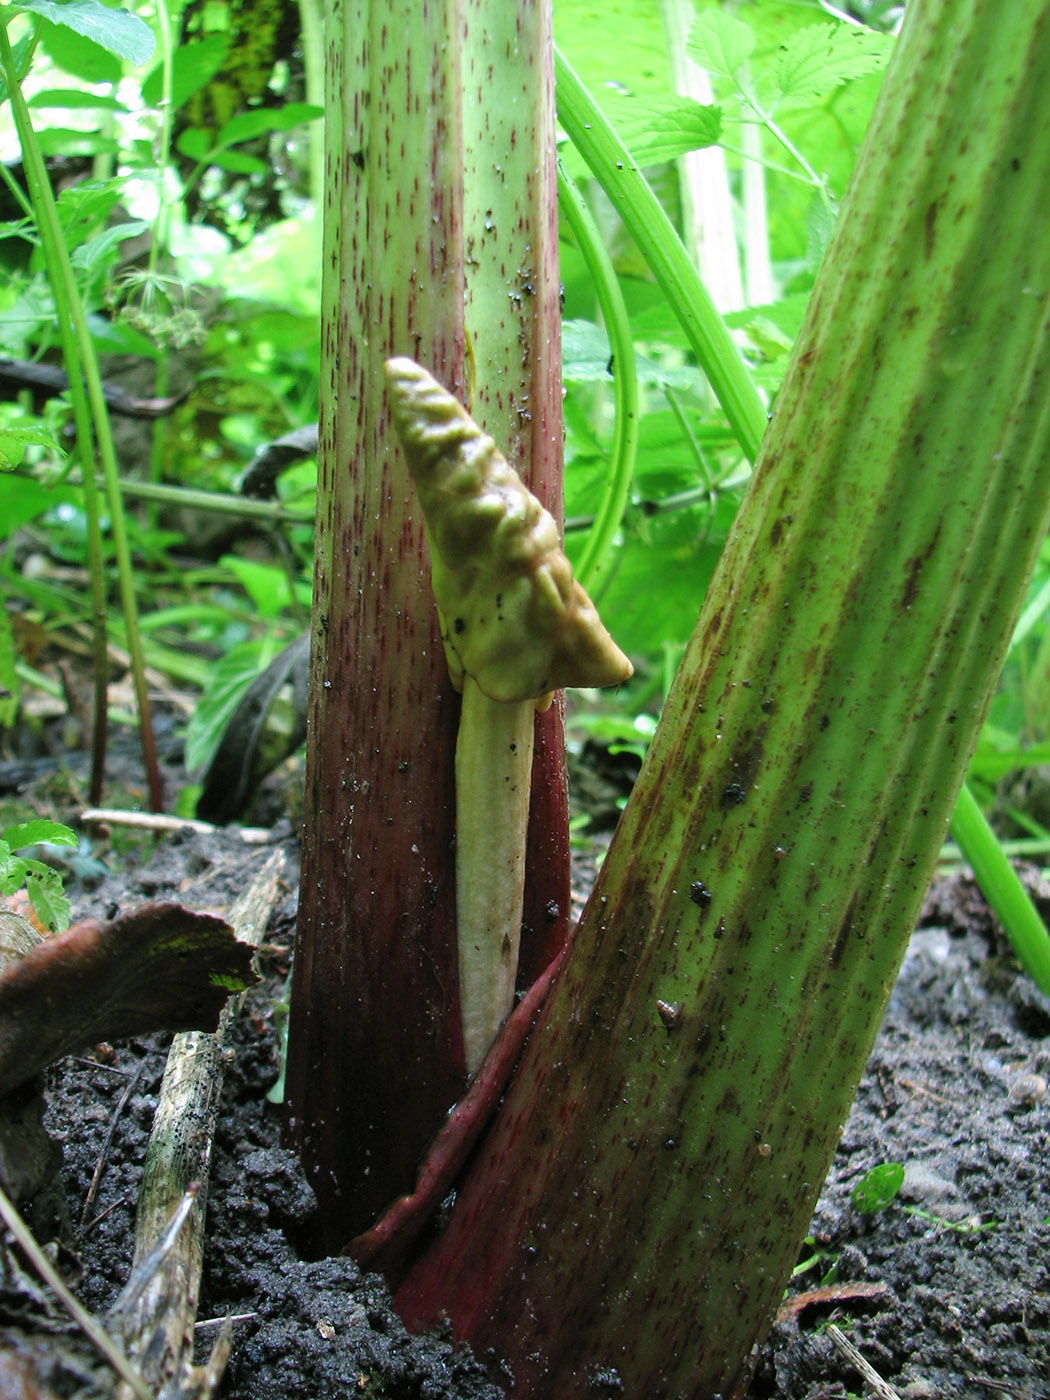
left=950, top=781, right=1050, bottom=999
left=556, top=160, right=638, bottom=597
left=0, top=19, right=163, bottom=810
left=554, top=44, right=766, bottom=464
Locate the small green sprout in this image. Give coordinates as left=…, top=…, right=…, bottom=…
left=850, top=1161, right=904, bottom=1215
left=0, top=819, right=79, bottom=933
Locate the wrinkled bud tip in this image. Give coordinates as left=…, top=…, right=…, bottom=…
left=384, top=356, right=633, bottom=702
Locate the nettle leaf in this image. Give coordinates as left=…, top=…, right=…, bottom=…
left=0, top=475, right=69, bottom=536
left=1, top=820, right=78, bottom=852
left=141, top=34, right=228, bottom=109
left=687, top=9, right=756, bottom=82
left=25, top=867, right=71, bottom=934
left=16, top=0, right=155, bottom=66
left=613, top=96, right=722, bottom=165
left=562, top=320, right=706, bottom=392
left=768, top=23, right=893, bottom=114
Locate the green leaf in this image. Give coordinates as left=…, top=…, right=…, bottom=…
left=687, top=9, right=756, bottom=82
left=35, top=127, right=117, bottom=160
left=1, top=820, right=78, bottom=852
left=851, top=1161, right=904, bottom=1214
left=611, top=96, right=722, bottom=165
left=215, top=103, right=324, bottom=150
left=70, top=219, right=148, bottom=273
left=141, top=33, right=228, bottom=109
left=25, top=866, right=71, bottom=933
left=0, top=475, right=69, bottom=535
left=221, top=555, right=307, bottom=618
left=175, top=127, right=213, bottom=161
left=0, top=426, right=63, bottom=470
left=208, top=150, right=269, bottom=176
left=562, top=319, right=704, bottom=391
left=38, top=18, right=122, bottom=84
left=28, top=87, right=126, bottom=111
left=184, top=638, right=279, bottom=773
left=768, top=23, right=894, bottom=114
left=16, top=0, right=155, bottom=66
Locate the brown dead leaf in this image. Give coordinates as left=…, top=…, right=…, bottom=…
left=0, top=902, right=256, bottom=1096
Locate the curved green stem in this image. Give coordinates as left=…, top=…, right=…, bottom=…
left=557, top=159, right=638, bottom=597
left=554, top=45, right=766, bottom=464
left=950, top=780, right=1050, bottom=999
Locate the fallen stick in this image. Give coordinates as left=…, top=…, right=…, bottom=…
left=826, top=1322, right=903, bottom=1400
left=112, top=850, right=285, bottom=1398
left=81, top=808, right=273, bottom=844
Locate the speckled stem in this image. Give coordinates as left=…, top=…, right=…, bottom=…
left=396, top=3, right=1050, bottom=1393
left=284, top=0, right=468, bottom=1242
left=285, top=0, right=566, bottom=1248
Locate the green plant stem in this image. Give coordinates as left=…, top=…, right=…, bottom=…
left=0, top=19, right=163, bottom=811
left=146, top=0, right=175, bottom=291
left=0, top=19, right=110, bottom=803
left=554, top=44, right=766, bottom=464
left=950, top=781, right=1050, bottom=998
left=556, top=159, right=638, bottom=596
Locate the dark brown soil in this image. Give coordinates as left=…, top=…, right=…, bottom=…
left=4, top=805, right=1049, bottom=1398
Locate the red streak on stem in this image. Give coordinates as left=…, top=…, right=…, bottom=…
left=350, top=949, right=565, bottom=1280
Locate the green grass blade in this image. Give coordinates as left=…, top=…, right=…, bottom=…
left=950, top=780, right=1050, bottom=999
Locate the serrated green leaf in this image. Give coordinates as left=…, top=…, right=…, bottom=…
left=35, top=127, right=117, bottom=160
left=687, top=9, right=756, bottom=82
left=17, top=0, right=154, bottom=66
left=768, top=23, right=893, bottom=115
left=25, top=867, right=71, bottom=933
left=141, top=33, right=228, bottom=109
left=1, top=820, right=79, bottom=852
left=215, top=103, right=323, bottom=150
left=612, top=96, right=722, bottom=165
